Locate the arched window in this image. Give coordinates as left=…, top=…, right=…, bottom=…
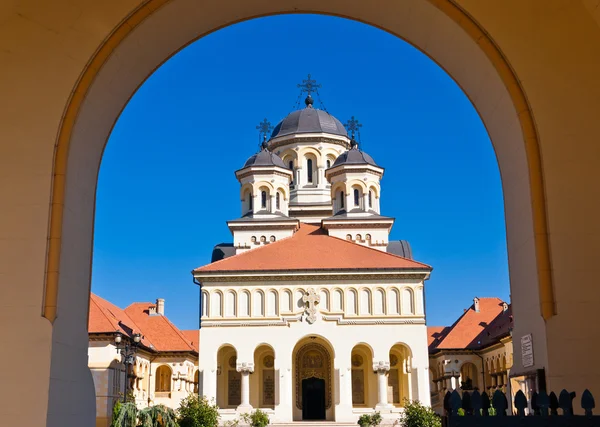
left=326, top=159, right=331, bottom=168
left=248, top=192, right=253, bottom=210
left=155, top=365, right=172, bottom=393
left=340, top=191, right=345, bottom=209
left=254, top=291, right=265, bottom=316
left=348, top=289, right=358, bottom=315
left=201, top=291, right=209, bottom=317
left=289, top=160, right=294, bottom=186
left=239, top=291, right=250, bottom=316
left=261, top=191, right=267, bottom=209
left=225, top=291, right=236, bottom=317
left=374, top=288, right=385, bottom=315
left=354, top=188, right=360, bottom=206
left=307, top=159, right=313, bottom=183
left=360, top=289, right=371, bottom=315
left=369, top=190, right=373, bottom=208
left=267, top=290, right=277, bottom=316
left=212, top=292, right=222, bottom=317
left=276, top=192, right=280, bottom=210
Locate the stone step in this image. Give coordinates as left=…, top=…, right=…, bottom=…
left=272, top=423, right=357, bottom=427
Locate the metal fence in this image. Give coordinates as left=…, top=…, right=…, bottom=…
left=442, top=388, right=598, bottom=426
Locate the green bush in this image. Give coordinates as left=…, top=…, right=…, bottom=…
left=112, top=402, right=178, bottom=427
left=177, top=395, right=220, bottom=427
left=398, top=400, right=441, bottom=427
left=242, top=409, right=270, bottom=427
left=357, top=411, right=382, bottom=427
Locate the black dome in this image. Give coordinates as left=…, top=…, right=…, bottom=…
left=243, top=149, right=287, bottom=168
left=271, top=107, right=348, bottom=139
left=331, top=146, right=379, bottom=167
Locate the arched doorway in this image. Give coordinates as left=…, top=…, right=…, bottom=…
left=351, top=344, right=376, bottom=408
left=389, top=344, right=411, bottom=407
left=216, top=345, right=239, bottom=409
left=292, top=337, right=334, bottom=421
left=252, top=345, right=276, bottom=409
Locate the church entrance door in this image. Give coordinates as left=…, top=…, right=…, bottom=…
left=302, top=377, right=326, bottom=420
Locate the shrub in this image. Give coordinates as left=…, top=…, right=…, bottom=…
left=177, top=395, right=220, bottom=427
left=357, top=411, right=382, bottom=427
left=398, top=400, right=441, bottom=427
left=242, top=409, right=270, bottom=427
left=112, top=402, right=178, bottom=427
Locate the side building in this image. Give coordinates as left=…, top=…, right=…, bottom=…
left=427, top=297, right=514, bottom=414
left=88, top=293, right=199, bottom=427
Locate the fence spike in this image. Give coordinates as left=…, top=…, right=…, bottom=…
left=481, top=392, right=491, bottom=417
left=549, top=391, right=559, bottom=416
left=450, top=390, right=462, bottom=416
left=443, top=390, right=452, bottom=415
left=462, top=391, right=472, bottom=415
left=538, top=390, right=549, bottom=417
left=531, top=391, right=539, bottom=416
left=514, top=390, right=527, bottom=417
left=558, top=389, right=573, bottom=416
left=492, top=389, right=507, bottom=416
left=581, top=389, right=595, bottom=417
left=471, top=390, right=482, bottom=417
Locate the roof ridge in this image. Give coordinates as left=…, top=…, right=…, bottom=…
left=324, top=233, right=431, bottom=269
left=193, top=223, right=309, bottom=271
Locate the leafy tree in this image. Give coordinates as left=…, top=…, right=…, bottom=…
left=242, top=409, right=270, bottom=427
left=398, top=400, right=441, bottom=427
left=357, top=411, right=382, bottom=427
left=112, top=402, right=178, bottom=427
left=112, top=401, right=123, bottom=427
left=177, top=395, right=220, bottom=427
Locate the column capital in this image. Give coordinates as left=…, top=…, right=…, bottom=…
left=236, top=362, right=254, bottom=374
left=373, top=360, right=390, bottom=373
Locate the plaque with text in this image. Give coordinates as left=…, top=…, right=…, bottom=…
left=228, top=370, right=241, bottom=406
left=521, top=334, right=534, bottom=368
left=263, top=369, right=275, bottom=406
left=351, top=369, right=365, bottom=404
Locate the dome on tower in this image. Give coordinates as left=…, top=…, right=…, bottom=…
left=331, top=144, right=379, bottom=167
left=243, top=147, right=287, bottom=169
left=270, top=107, right=348, bottom=139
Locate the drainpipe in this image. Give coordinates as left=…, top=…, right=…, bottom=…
left=473, top=351, right=486, bottom=392
left=193, top=277, right=202, bottom=329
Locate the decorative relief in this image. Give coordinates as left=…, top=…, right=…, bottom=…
left=373, top=360, right=390, bottom=374
left=262, top=369, right=275, bottom=406
left=352, top=369, right=365, bottom=405
left=351, top=354, right=364, bottom=367
left=302, top=288, right=320, bottom=324
left=236, top=361, right=255, bottom=374
left=295, top=343, right=332, bottom=410
left=263, top=355, right=274, bottom=368
left=228, top=356, right=237, bottom=369
left=390, top=354, right=398, bottom=367
left=228, top=370, right=241, bottom=406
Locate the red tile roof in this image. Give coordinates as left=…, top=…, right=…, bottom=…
left=89, top=293, right=197, bottom=354
left=125, top=303, right=197, bottom=353
left=194, top=224, right=431, bottom=273
left=181, top=330, right=200, bottom=352
left=428, top=298, right=508, bottom=351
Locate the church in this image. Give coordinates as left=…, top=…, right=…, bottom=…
left=193, top=77, right=432, bottom=424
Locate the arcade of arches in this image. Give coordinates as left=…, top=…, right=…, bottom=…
left=209, top=338, right=413, bottom=422
left=2, top=1, right=600, bottom=425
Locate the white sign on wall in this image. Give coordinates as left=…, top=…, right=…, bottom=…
left=521, top=334, right=534, bottom=368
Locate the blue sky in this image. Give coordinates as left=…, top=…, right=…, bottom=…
left=92, top=14, right=509, bottom=330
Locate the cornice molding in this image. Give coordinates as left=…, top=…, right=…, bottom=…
left=195, top=272, right=429, bottom=282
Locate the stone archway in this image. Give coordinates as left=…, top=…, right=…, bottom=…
left=3, top=1, right=600, bottom=425
left=293, top=338, right=334, bottom=421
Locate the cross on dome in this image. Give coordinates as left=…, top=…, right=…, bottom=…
left=297, top=73, right=322, bottom=107
left=256, top=118, right=273, bottom=148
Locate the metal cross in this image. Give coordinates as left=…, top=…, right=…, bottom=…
left=344, top=116, right=362, bottom=140
left=297, top=74, right=322, bottom=97
left=302, top=288, right=320, bottom=324
left=256, top=118, right=273, bottom=142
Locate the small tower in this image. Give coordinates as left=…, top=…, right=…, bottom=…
left=227, top=120, right=299, bottom=253
left=323, top=120, right=394, bottom=251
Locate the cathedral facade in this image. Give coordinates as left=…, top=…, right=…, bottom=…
left=193, top=88, right=432, bottom=423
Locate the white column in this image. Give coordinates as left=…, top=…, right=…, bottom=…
left=373, top=361, right=392, bottom=411
left=236, top=362, right=254, bottom=412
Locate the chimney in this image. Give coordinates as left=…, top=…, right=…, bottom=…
left=156, top=298, right=165, bottom=316
left=473, top=297, right=480, bottom=313
left=502, top=302, right=509, bottom=312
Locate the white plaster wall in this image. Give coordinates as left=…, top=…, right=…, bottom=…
left=198, top=278, right=430, bottom=423
left=232, top=228, right=295, bottom=253
left=327, top=227, right=390, bottom=251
